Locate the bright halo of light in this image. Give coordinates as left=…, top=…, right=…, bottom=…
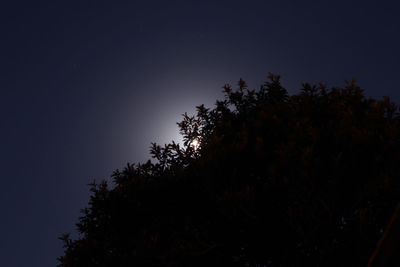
left=190, top=139, right=200, bottom=151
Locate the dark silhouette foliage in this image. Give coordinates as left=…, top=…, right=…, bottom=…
left=59, top=74, right=400, bottom=266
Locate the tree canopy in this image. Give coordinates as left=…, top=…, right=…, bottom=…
left=59, top=74, right=400, bottom=266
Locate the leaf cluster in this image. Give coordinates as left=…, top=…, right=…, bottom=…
left=59, top=74, right=400, bottom=266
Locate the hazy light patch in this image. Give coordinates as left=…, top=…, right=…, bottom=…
left=190, top=138, right=200, bottom=150
left=116, top=66, right=232, bottom=162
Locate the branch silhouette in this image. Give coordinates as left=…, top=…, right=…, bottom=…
left=59, top=75, right=400, bottom=266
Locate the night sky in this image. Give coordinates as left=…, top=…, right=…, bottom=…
left=1, top=1, right=400, bottom=266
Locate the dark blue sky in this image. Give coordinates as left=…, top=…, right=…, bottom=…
left=1, top=1, right=399, bottom=266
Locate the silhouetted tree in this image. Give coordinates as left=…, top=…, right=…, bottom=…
left=59, top=74, right=400, bottom=266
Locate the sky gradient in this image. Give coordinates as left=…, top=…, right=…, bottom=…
left=1, top=1, right=400, bottom=266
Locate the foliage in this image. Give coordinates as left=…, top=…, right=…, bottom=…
left=59, top=74, right=400, bottom=266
